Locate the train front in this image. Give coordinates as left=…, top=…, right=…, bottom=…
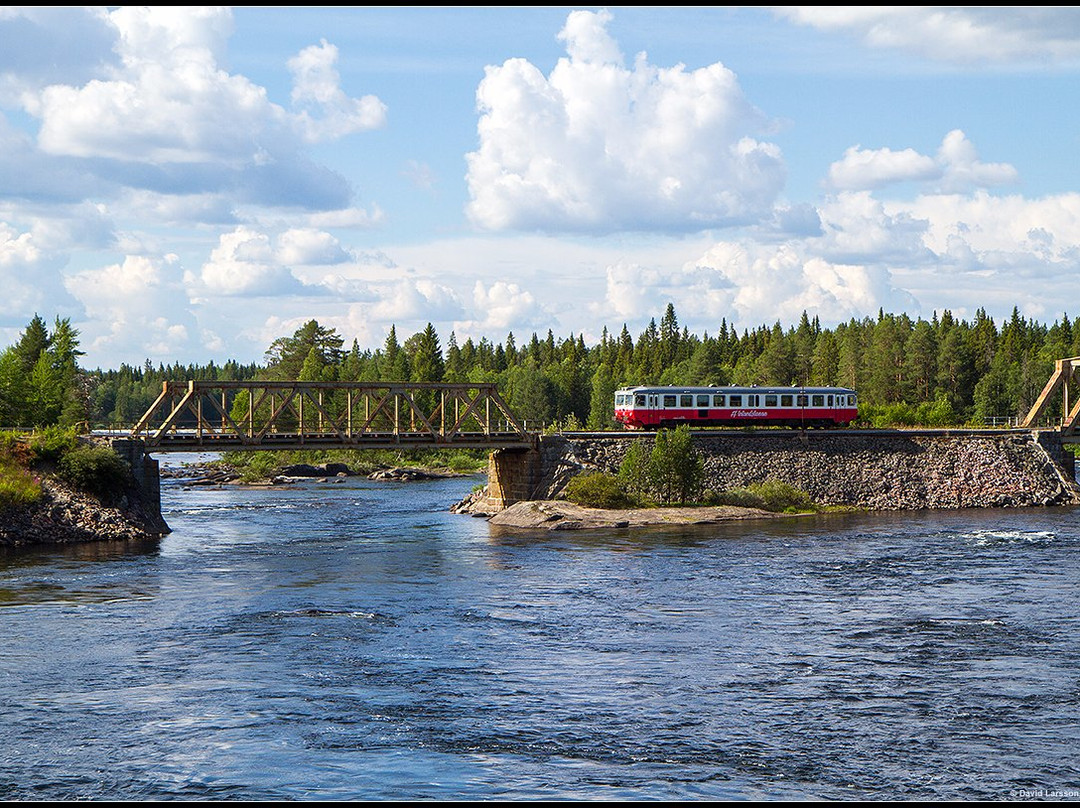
left=613, top=387, right=646, bottom=429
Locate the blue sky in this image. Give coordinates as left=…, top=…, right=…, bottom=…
left=3, top=6, right=1080, bottom=368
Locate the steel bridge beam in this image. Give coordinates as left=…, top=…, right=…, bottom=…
left=1022, top=357, right=1080, bottom=436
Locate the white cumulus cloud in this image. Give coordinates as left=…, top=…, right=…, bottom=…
left=64, top=253, right=198, bottom=359
left=827, top=130, right=1018, bottom=194
left=466, top=9, right=785, bottom=233
left=288, top=39, right=387, bottom=143
left=777, top=7, right=1080, bottom=67
left=16, top=7, right=384, bottom=215
left=276, top=228, right=351, bottom=266
left=465, top=280, right=542, bottom=332
left=188, top=226, right=309, bottom=297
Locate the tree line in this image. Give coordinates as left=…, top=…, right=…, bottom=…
left=0, top=304, right=1077, bottom=430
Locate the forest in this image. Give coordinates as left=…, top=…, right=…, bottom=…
left=0, top=304, right=1078, bottom=432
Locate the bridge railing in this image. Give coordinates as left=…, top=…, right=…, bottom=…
left=129, top=380, right=531, bottom=450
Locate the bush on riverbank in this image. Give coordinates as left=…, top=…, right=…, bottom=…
left=0, top=427, right=83, bottom=509
left=563, top=471, right=638, bottom=509
left=705, top=480, right=818, bottom=513
left=57, top=445, right=130, bottom=502
left=617, top=424, right=704, bottom=505
left=560, top=469, right=818, bottom=514
left=0, top=428, right=129, bottom=510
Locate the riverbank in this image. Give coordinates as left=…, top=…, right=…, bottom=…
left=169, top=459, right=468, bottom=487
left=0, top=474, right=166, bottom=547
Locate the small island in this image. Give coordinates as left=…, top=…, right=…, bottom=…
left=484, top=499, right=809, bottom=531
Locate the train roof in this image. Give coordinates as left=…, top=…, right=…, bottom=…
left=615, top=385, right=857, bottom=394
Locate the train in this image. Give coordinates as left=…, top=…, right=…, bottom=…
left=613, top=385, right=859, bottom=430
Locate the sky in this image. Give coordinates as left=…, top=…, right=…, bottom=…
left=3, top=6, right=1080, bottom=369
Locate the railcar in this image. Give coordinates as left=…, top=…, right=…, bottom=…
left=613, top=385, right=858, bottom=430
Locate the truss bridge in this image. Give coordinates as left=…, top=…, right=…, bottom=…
left=129, top=380, right=534, bottom=451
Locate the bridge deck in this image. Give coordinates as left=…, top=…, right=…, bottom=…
left=142, top=431, right=535, bottom=452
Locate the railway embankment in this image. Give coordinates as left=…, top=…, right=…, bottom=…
left=478, top=430, right=1080, bottom=513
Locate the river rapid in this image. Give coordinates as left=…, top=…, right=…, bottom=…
left=1, top=454, right=1078, bottom=800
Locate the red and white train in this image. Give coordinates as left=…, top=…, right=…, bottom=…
left=614, top=385, right=859, bottom=430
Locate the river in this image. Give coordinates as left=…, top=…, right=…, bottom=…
left=0, top=454, right=1078, bottom=800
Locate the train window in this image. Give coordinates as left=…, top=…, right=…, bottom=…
left=635, top=394, right=646, bottom=407
left=680, top=394, right=693, bottom=407
left=848, top=395, right=857, bottom=406
left=729, top=394, right=743, bottom=406
left=663, top=395, right=676, bottom=407
left=827, top=395, right=834, bottom=406
left=764, top=395, right=777, bottom=407
left=812, top=394, right=825, bottom=406
left=713, top=394, right=725, bottom=407
left=696, top=394, right=710, bottom=407
left=797, top=395, right=808, bottom=407
left=747, top=394, right=759, bottom=406
left=780, top=394, right=793, bottom=407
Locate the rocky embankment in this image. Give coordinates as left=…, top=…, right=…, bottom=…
left=453, top=431, right=1080, bottom=529
left=526, top=432, right=1080, bottom=511
left=0, top=475, right=166, bottom=548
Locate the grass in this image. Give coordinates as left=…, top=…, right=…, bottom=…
left=0, top=450, right=43, bottom=509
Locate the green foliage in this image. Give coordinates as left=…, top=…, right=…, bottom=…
left=220, top=447, right=488, bottom=482
left=265, top=319, right=344, bottom=379
left=27, top=426, right=80, bottom=461
left=617, top=425, right=703, bottom=505
left=445, top=452, right=485, bottom=472
left=709, top=480, right=817, bottom=513
left=617, top=440, right=653, bottom=502
left=648, top=424, right=703, bottom=504
left=562, top=471, right=635, bottom=509
left=58, top=445, right=131, bottom=501
left=0, top=450, right=42, bottom=509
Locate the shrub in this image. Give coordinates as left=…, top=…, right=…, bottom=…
left=617, top=425, right=704, bottom=505
left=617, top=440, right=653, bottom=500
left=446, top=452, right=485, bottom=472
left=649, top=424, right=703, bottom=504
left=712, top=480, right=817, bottom=513
left=233, top=452, right=281, bottom=484
left=58, top=445, right=130, bottom=501
left=562, top=471, right=635, bottom=509
left=27, top=426, right=79, bottom=462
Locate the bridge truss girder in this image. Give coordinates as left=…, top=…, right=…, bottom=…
left=130, top=380, right=532, bottom=451
left=1021, top=357, right=1080, bottom=437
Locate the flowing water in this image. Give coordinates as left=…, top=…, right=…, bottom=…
left=1, top=455, right=1078, bottom=800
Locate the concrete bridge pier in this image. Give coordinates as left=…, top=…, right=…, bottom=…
left=110, top=438, right=170, bottom=534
